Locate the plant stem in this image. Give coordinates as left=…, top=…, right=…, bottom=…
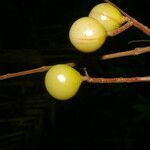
left=83, top=76, right=150, bottom=83
left=101, top=46, right=150, bottom=60
left=1, top=46, right=150, bottom=80
left=0, top=63, right=75, bottom=80
left=0, top=46, right=150, bottom=80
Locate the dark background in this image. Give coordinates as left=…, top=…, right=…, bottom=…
left=0, top=0, right=150, bottom=149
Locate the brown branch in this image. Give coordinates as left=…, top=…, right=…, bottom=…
left=0, top=46, right=150, bottom=80
left=83, top=76, right=150, bottom=83
left=0, top=62, right=75, bottom=80
left=83, top=65, right=150, bottom=83
left=104, top=0, right=150, bottom=35
left=1, top=46, right=150, bottom=80
left=100, top=46, right=150, bottom=60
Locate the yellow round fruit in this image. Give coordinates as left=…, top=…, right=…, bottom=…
left=45, top=64, right=83, bottom=100
left=69, top=17, right=107, bottom=53
left=89, top=3, right=125, bottom=32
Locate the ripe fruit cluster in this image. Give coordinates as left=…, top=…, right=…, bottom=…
left=69, top=3, right=125, bottom=53
left=45, top=3, right=126, bottom=100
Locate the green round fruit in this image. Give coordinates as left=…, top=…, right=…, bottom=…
left=69, top=17, right=107, bottom=53
left=45, top=64, right=83, bottom=100
left=89, top=3, right=125, bottom=32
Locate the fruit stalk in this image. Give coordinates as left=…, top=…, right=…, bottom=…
left=83, top=76, right=150, bottom=83
left=108, top=21, right=133, bottom=36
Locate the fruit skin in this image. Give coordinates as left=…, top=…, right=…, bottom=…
left=45, top=64, right=83, bottom=100
left=89, top=3, right=125, bottom=32
left=69, top=17, right=107, bottom=53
